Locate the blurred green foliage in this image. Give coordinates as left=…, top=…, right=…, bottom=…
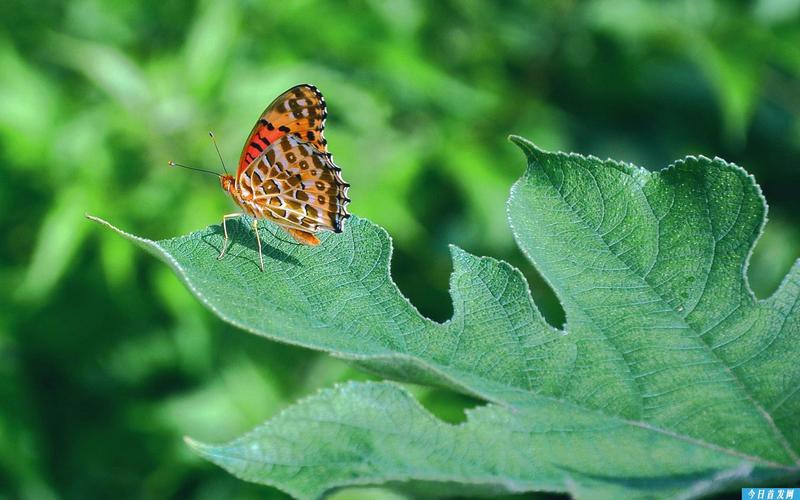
left=0, top=0, right=798, bottom=498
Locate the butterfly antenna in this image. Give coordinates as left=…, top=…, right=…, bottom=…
left=168, top=160, right=221, bottom=177
left=209, top=131, right=229, bottom=175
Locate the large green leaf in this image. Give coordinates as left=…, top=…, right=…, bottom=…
left=89, top=136, right=800, bottom=498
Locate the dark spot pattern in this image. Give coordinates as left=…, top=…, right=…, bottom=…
left=231, top=85, right=350, bottom=235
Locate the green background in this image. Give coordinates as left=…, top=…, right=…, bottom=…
left=1, top=1, right=798, bottom=498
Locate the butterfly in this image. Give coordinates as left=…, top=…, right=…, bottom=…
left=216, top=84, right=351, bottom=271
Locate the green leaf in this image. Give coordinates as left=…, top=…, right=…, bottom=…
left=89, top=136, right=800, bottom=499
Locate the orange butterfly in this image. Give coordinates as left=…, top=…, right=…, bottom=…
left=212, top=84, right=350, bottom=271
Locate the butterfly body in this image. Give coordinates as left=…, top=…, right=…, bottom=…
left=217, top=84, right=350, bottom=265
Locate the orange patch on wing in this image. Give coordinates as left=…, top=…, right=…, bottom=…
left=236, top=84, right=329, bottom=176
left=287, top=228, right=320, bottom=245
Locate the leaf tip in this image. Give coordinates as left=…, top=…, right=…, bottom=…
left=448, top=245, right=483, bottom=272
left=508, top=134, right=543, bottom=153
left=85, top=214, right=125, bottom=236
left=84, top=214, right=155, bottom=247
left=85, top=214, right=120, bottom=232
left=447, top=243, right=467, bottom=259
left=508, top=134, right=530, bottom=148
left=508, top=135, right=552, bottom=171
left=183, top=435, right=213, bottom=456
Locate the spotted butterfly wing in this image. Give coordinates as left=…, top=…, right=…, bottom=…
left=237, top=84, right=328, bottom=174
left=237, top=134, right=350, bottom=241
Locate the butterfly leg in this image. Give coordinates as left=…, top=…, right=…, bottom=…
left=218, top=213, right=242, bottom=260
left=252, top=218, right=264, bottom=272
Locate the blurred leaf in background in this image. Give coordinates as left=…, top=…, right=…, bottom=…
left=0, top=0, right=798, bottom=498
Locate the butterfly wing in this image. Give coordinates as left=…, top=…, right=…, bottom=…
left=238, top=134, right=350, bottom=234
left=237, top=84, right=328, bottom=175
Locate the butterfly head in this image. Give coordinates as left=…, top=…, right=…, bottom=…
left=220, top=174, right=236, bottom=193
